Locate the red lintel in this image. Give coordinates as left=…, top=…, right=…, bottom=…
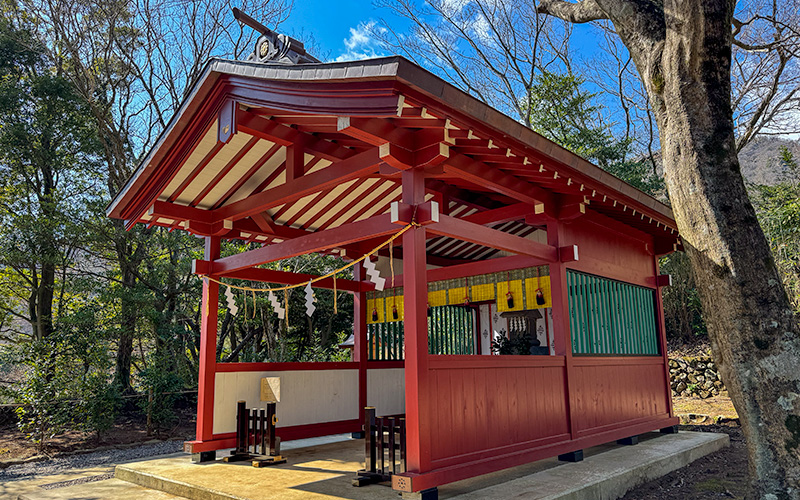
left=389, top=254, right=549, bottom=288
left=192, top=264, right=366, bottom=292
left=427, top=214, right=559, bottom=262
left=462, top=203, right=535, bottom=226
left=212, top=213, right=399, bottom=273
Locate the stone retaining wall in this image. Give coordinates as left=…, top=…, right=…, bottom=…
left=669, top=357, right=725, bottom=398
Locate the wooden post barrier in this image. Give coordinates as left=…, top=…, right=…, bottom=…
left=223, top=400, right=286, bottom=467
left=354, top=407, right=406, bottom=486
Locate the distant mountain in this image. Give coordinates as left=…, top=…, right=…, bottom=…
left=738, top=137, right=800, bottom=186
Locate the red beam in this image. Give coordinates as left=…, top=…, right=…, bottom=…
left=462, top=203, right=534, bottom=225
left=443, top=154, right=553, bottom=207
left=212, top=214, right=399, bottom=273
left=214, top=146, right=384, bottom=222
left=391, top=254, right=549, bottom=288
left=148, top=201, right=310, bottom=240
left=193, top=264, right=366, bottom=292
left=427, top=215, right=559, bottom=262
left=286, top=138, right=305, bottom=183
left=237, top=109, right=352, bottom=161
left=337, top=116, right=413, bottom=147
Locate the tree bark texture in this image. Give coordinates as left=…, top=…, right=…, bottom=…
left=538, top=0, right=800, bottom=496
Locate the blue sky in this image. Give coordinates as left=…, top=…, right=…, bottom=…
left=282, top=2, right=603, bottom=64
left=283, top=1, right=395, bottom=62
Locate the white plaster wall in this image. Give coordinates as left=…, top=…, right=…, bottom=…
left=213, top=369, right=359, bottom=435
left=367, top=368, right=405, bottom=416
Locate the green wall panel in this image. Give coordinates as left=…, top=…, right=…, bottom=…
left=567, top=270, right=659, bottom=356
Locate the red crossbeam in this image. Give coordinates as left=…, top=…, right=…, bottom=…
left=211, top=214, right=399, bottom=273
left=427, top=214, right=559, bottom=262
left=191, top=264, right=367, bottom=292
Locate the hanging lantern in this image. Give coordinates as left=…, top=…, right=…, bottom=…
left=505, top=271, right=514, bottom=309
left=427, top=302, right=432, bottom=317
left=392, top=305, right=399, bottom=320
left=372, top=307, right=379, bottom=322
left=535, top=267, right=546, bottom=306
left=463, top=277, right=470, bottom=307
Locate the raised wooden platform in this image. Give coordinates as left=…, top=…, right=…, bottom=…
left=112, top=431, right=728, bottom=500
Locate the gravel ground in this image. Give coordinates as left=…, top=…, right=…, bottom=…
left=0, top=440, right=185, bottom=481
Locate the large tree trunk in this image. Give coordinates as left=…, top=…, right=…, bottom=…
left=658, top=3, right=800, bottom=496
left=537, top=0, right=800, bottom=496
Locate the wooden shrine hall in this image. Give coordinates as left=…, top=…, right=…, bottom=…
left=108, top=36, right=681, bottom=496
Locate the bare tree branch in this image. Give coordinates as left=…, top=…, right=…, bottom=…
left=536, top=0, right=608, bottom=23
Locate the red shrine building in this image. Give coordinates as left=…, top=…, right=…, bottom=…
left=108, top=31, right=680, bottom=497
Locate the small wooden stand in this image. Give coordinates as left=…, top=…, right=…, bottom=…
left=223, top=401, right=286, bottom=467
left=353, top=407, right=406, bottom=486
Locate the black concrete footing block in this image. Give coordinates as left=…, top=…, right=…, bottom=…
left=351, top=431, right=365, bottom=439
left=617, top=435, right=639, bottom=445
left=191, top=450, right=216, bottom=463
left=401, top=487, right=439, bottom=500
left=558, top=449, right=584, bottom=462
left=660, top=425, right=679, bottom=434
left=419, top=488, right=439, bottom=500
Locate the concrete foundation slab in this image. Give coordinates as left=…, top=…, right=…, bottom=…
left=111, top=430, right=728, bottom=500
left=17, top=478, right=182, bottom=500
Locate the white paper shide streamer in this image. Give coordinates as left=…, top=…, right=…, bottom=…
left=224, top=286, right=239, bottom=316
left=268, top=290, right=285, bottom=320
left=304, top=282, right=316, bottom=317
left=363, top=256, right=385, bottom=291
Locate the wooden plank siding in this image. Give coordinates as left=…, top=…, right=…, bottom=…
left=426, top=356, right=569, bottom=468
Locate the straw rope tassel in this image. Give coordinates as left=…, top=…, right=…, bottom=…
left=333, top=274, right=338, bottom=314
left=389, top=240, right=394, bottom=288
left=284, top=290, right=289, bottom=330
left=252, top=290, right=256, bottom=319
left=204, top=278, right=209, bottom=317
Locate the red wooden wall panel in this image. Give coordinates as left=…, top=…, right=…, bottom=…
left=571, top=358, right=668, bottom=434
left=426, top=357, right=569, bottom=465
left=561, top=217, right=654, bottom=287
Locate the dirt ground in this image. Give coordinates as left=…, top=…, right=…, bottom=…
left=0, top=409, right=196, bottom=462
left=673, top=393, right=739, bottom=420
left=622, top=424, right=748, bottom=499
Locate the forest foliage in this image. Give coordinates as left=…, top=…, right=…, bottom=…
left=0, top=0, right=798, bottom=450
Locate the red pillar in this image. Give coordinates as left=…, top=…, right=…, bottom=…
left=402, top=168, right=431, bottom=473
left=354, top=262, right=368, bottom=429
left=196, top=236, right=220, bottom=447
left=547, top=221, right=578, bottom=439
left=654, top=256, right=675, bottom=418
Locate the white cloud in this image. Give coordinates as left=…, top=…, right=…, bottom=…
left=335, top=21, right=387, bottom=62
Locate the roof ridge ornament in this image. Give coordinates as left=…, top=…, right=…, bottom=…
left=233, top=8, right=320, bottom=65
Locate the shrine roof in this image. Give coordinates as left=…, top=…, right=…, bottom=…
left=108, top=56, right=678, bottom=261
